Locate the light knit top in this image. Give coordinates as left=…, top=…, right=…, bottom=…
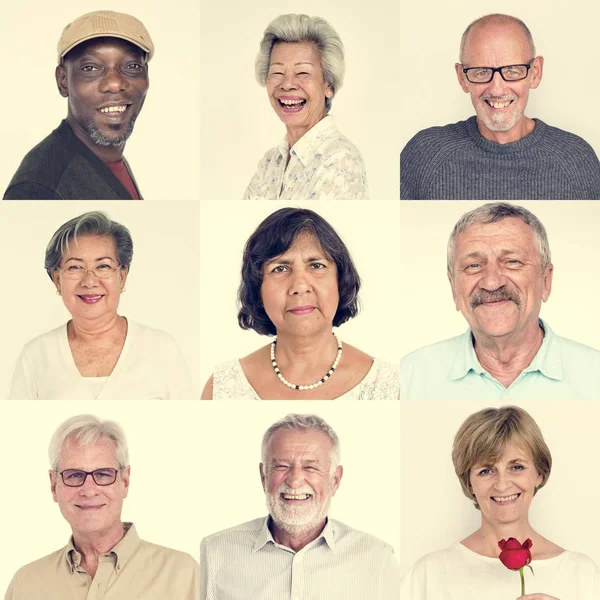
left=8, top=320, right=195, bottom=400
left=400, top=542, right=600, bottom=600
left=243, top=116, right=369, bottom=200
left=212, top=358, right=399, bottom=400
left=400, top=117, right=600, bottom=199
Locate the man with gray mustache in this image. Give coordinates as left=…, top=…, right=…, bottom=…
left=400, top=202, right=600, bottom=400
left=400, top=13, right=600, bottom=199
left=200, top=414, right=400, bottom=600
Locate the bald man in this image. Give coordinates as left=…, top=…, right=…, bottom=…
left=400, top=13, right=600, bottom=200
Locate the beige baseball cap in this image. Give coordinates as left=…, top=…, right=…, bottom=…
left=57, top=10, right=154, bottom=64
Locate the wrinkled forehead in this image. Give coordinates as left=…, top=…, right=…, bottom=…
left=455, top=217, right=538, bottom=256
left=270, top=41, right=321, bottom=66
left=266, top=428, right=333, bottom=463
left=462, top=22, right=533, bottom=65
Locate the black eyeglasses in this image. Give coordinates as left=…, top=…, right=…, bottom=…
left=462, top=60, right=534, bottom=84
left=59, top=468, right=119, bottom=487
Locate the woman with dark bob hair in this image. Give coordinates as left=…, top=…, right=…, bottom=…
left=8, top=211, right=194, bottom=400
left=400, top=406, right=600, bottom=599
left=202, top=208, right=399, bottom=400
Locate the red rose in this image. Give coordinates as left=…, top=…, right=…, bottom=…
left=498, top=537, right=533, bottom=570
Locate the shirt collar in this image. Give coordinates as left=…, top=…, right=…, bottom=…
left=276, top=115, right=337, bottom=166
left=451, top=319, right=562, bottom=381
left=253, top=516, right=336, bottom=554
left=65, top=522, right=141, bottom=574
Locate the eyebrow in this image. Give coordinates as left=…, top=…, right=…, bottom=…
left=63, top=256, right=117, bottom=263
left=270, top=458, right=320, bottom=465
left=265, top=255, right=326, bottom=267
left=269, top=61, right=314, bottom=67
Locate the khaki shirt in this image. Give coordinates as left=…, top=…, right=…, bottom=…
left=5, top=523, right=199, bottom=600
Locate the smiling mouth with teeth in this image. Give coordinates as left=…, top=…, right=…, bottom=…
left=279, top=99, right=306, bottom=107
left=491, top=493, right=521, bottom=503
left=99, top=105, right=129, bottom=114
left=485, top=99, right=514, bottom=109
left=281, top=493, right=312, bottom=501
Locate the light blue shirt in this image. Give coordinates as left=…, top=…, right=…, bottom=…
left=400, top=320, right=600, bottom=400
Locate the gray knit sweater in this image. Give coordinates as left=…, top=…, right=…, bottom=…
left=400, top=117, right=600, bottom=199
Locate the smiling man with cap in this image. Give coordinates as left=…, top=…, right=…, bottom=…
left=4, top=11, right=153, bottom=200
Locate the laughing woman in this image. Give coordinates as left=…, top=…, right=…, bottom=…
left=8, top=212, right=194, bottom=400
left=400, top=406, right=600, bottom=599
left=243, top=14, right=369, bottom=200
left=202, top=208, right=399, bottom=400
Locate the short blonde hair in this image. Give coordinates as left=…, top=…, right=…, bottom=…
left=452, top=406, right=551, bottom=509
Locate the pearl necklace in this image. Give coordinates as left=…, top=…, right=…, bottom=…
left=270, top=334, right=343, bottom=391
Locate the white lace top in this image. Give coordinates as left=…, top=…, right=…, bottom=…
left=212, top=358, right=399, bottom=400
left=242, top=116, right=369, bottom=200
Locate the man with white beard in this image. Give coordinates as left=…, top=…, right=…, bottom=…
left=200, top=414, right=400, bottom=600
left=400, top=13, right=600, bottom=199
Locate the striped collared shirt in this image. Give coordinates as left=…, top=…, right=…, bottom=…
left=200, top=516, right=400, bottom=600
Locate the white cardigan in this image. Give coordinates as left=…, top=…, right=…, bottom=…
left=400, top=542, right=600, bottom=600
left=8, top=321, right=195, bottom=400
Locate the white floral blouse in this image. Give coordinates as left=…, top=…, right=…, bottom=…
left=243, top=116, right=369, bottom=200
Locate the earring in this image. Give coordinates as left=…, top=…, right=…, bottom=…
left=56, top=290, right=61, bottom=296
left=121, top=287, right=126, bottom=293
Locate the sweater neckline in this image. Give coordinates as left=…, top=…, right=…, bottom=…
left=465, top=116, right=547, bottom=154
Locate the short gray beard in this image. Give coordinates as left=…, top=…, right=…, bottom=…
left=266, top=483, right=332, bottom=537
left=83, top=118, right=136, bottom=149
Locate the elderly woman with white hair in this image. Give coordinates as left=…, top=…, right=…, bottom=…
left=8, top=211, right=194, bottom=400
left=243, top=13, right=368, bottom=200
left=4, top=415, right=199, bottom=599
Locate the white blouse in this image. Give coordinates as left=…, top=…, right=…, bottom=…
left=400, top=542, right=600, bottom=600
left=212, top=358, right=399, bottom=400
left=8, top=320, right=195, bottom=400
left=243, top=116, right=369, bottom=200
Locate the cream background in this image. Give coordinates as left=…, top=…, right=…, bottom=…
left=199, top=201, right=401, bottom=388
left=399, top=1, right=600, bottom=159
left=0, top=0, right=200, bottom=201
left=0, top=401, right=401, bottom=593
left=398, top=201, right=600, bottom=360
left=199, top=0, right=401, bottom=200
left=0, top=201, right=201, bottom=397
left=400, top=401, right=600, bottom=576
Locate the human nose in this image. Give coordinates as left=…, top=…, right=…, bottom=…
left=99, top=67, right=128, bottom=93
left=487, top=70, right=509, bottom=94
left=478, top=262, right=507, bottom=292
left=280, top=72, right=297, bottom=91
left=77, top=473, right=100, bottom=493
left=492, top=470, right=512, bottom=492
left=288, top=270, right=312, bottom=296
left=285, top=465, right=305, bottom=489
left=79, top=269, right=100, bottom=287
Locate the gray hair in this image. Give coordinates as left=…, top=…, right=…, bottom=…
left=255, top=14, right=345, bottom=113
left=49, top=415, right=129, bottom=472
left=261, top=414, right=341, bottom=475
left=45, top=211, right=133, bottom=280
left=447, top=202, right=551, bottom=280
left=460, top=14, right=536, bottom=63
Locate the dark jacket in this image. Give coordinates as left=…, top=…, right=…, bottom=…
left=3, top=120, right=142, bottom=200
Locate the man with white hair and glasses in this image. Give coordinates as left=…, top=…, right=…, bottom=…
left=200, top=413, right=400, bottom=599
left=4, top=415, right=199, bottom=599
left=401, top=202, right=600, bottom=400
left=400, top=13, right=600, bottom=199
